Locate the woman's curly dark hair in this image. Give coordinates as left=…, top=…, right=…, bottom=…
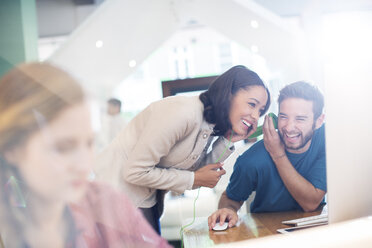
left=199, top=65, right=271, bottom=136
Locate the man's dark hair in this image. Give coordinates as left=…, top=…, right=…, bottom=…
left=199, top=65, right=271, bottom=136
left=278, top=81, right=324, bottom=120
left=108, top=98, right=122, bottom=110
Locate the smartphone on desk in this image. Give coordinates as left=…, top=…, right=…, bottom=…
left=277, top=222, right=327, bottom=234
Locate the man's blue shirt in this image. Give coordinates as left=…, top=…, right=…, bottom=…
left=226, top=125, right=326, bottom=213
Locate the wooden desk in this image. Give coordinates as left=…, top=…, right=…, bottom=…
left=182, top=209, right=323, bottom=247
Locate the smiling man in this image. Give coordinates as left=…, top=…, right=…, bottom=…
left=208, top=81, right=326, bottom=229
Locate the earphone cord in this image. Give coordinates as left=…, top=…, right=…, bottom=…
left=179, top=130, right=234, bottom=248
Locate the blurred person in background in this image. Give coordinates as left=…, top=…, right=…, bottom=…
left=97, top=98, right=128, bottom=151
left=0, top=62, right=171, bottom=248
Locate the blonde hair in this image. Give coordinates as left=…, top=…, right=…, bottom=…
left=0, top=62, right=84, bottom=247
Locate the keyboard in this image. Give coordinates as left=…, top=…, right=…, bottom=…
left=282, top=214, right=328, bottom=226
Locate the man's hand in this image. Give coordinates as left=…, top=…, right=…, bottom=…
left=263, top=114, right=285, bottom=159
left=193, top=163, right=226, bottom=188
left=208, top=208, right=238, bottom=230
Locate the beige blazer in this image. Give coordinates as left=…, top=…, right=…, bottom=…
left=95, top=95, right=234, bottom=209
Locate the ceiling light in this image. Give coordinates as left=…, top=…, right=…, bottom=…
left=251, top=45, right=259, bottom=53
left=129, top=60, right=136, bottom=68
left=95, top=40, right=103, bottom=48
left=251, top=20, right=259, bottom=29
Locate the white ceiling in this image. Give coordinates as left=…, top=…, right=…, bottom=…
left=47, top=0, right=305, bottom=98
left=255, top=0, right=372, bottom=16
left=36, top=0, right=372, bottom=37
left=37, top=0, right=372, bottom=98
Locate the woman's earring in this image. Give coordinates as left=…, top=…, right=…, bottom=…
left=5, top=176, right=27, bottom=208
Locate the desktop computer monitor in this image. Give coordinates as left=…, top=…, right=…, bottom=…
left=324, top=11, right=372, bottom=224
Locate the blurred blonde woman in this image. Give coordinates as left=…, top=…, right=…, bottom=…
left=0, top=63, right=171, bottom=248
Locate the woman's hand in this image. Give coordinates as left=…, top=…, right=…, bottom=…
left=193, top=163, right=226, bottom=188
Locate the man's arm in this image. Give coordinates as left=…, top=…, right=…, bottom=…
left=218, top=190, right=244, bottom=211
left=272, top=156, right=325, bottom=212
left=208, top=191, right=244, bottom=229
left=263, top=116, right=325, bottom=212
